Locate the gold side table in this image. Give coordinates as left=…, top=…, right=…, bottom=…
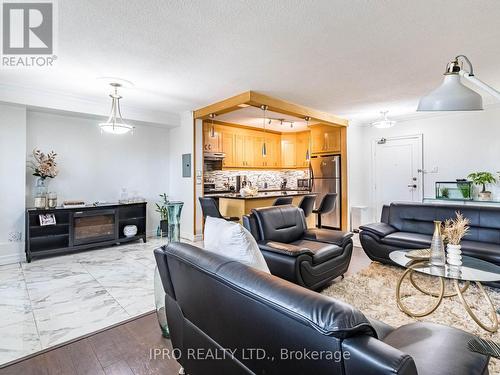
left=390, top=250, right=500, bottom=333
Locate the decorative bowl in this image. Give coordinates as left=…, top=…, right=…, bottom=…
left=123, top=225, right=138, bottom=237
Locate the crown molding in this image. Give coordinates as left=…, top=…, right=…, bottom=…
left=0, top=83, right=181, bottom=127
left=348, top=101, right=500, bottom=129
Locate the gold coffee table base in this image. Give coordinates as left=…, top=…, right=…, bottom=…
left=396, top=261, right=499, bottom=333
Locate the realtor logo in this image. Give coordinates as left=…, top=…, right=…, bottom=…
left=1, top=0, right=57, bottom=67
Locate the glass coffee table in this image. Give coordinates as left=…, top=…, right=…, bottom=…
left=389, top=250, right=500, bottom=333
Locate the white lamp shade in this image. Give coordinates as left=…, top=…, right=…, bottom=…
left=417, top=74, right=483, bottom=111
left=99, top=122, right=133, bottom=134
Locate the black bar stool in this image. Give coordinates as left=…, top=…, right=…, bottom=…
left=298, top=195, right=316, bottom=218
left=273, top=196, right=293, bottom=206
left=198, top=197, right=240, bottom=222
left=313, top=193, right=337, bottom=228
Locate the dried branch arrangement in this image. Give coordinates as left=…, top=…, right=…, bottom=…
left=442, top=211, right=470, bottom=245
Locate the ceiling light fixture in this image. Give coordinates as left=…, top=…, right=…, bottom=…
left=209, top=113, right=216, bottom=138
left=99, top=83, right=134, bottom=135
left=372, top=111, right=396, bottom=129
left=418, top=55, right=500, bottom=111
left=261, top=105, right=268, bottom=157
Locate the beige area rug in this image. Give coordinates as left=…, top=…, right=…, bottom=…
left=322, top=262, right=500, bottom=373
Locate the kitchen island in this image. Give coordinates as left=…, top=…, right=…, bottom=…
left=208, top=190, right=316, bottom=227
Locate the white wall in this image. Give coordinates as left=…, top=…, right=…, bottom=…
left=0, top=103, right=26, bottom=264
left=349, top=106, right=500, bottom=222
left=26, top=110, right=170, bottom=235
left=168, top=111, right=198, bottom=241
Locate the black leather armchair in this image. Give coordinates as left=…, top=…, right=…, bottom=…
left=154, top=242, right=489, bottom=375
left=243, top=205, right=353, bottom=290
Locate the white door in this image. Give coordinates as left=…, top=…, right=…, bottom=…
left=372, top=135, right=423, bottom=220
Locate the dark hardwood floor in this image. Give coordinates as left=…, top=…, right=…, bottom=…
left=1, top=243, right=371, bottom=375
left=0, top=313, right=181, bottom=375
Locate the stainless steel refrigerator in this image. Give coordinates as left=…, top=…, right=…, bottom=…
left=309, top=155, right=341, bottom=229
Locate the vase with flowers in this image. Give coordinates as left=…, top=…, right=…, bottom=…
left=443, top=211, right=470, bottom=266
left=28, top=149, right=59, bottom=208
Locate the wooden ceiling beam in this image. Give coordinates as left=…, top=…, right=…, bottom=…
left=193, top=90, right=348, bottom=127
left=193, top=91, right=252, bottom=119
left=247, top=91, right=348, bottom=127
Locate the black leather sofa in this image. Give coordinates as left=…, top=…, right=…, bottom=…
left=243, top=205, right=353, bottom=290
left=360, top=203, right=500, bottom=281
left=154, top=242, right=489, bottom=375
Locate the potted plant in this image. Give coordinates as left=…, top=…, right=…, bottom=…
left=467, top=171, right=496, bottom=201
left=155, top=193, right=169, bottom=237
left=443, top=211, right=470, bottom=266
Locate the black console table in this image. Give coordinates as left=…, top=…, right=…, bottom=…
left=25, top=202, right=147, bottom=262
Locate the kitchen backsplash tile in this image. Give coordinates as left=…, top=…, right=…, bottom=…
left=205, top=169, right=309, bottom=190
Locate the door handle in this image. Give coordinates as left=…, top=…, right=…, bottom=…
left=408, top=184, right=417, bottom=188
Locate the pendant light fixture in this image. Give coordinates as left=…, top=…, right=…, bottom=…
left=208, top=113, right=216, bottom=138
left=261, top=105, right=268, bottom=157
left=304, top=116, right=311, bottom=161
left=372, top=111, right=396, bottom=129
left=417, top=55, right=500, bottom=111
left=99, top=83, right=134, bottom=135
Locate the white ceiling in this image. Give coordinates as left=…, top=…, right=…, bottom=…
left=2, top=0, right=500, bottom=126
left=216, top=106, right=317, bottom=132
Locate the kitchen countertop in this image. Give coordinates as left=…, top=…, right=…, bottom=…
left=206, top=190, right=314, bottom=200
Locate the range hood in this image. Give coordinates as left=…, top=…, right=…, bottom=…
left=204, top=152, right=226, bottom=160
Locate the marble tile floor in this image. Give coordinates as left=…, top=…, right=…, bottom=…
left=0, top=236, right=370, bottom=368
left=0, top=237, right=197, bottom=367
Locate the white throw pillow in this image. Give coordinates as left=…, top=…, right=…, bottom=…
left=203, top=216, right=270, bottom=274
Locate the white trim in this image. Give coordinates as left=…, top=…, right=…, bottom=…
left=349, top=102, right=500, bottom=128
left=180, top=231, right=200, bottom=242
left=0, top=242, right=24, bottom=266
left=370, top=134, right=424, bottom=222
left=0, top=84, right=181, bottom=127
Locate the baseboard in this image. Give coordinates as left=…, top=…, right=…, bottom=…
left=0, top=241, right=24, bottom=265
left=146, top=229, right=157, bottom=238
left=180, top=231, right=202, bottom=242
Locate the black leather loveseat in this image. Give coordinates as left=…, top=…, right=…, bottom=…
left=360, top=203, right=500, bottom=274
left=243, top=205, right=353, bottom=290
left=154, top=242, right=489, bottom=375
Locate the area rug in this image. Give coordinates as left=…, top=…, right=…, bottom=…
left=322, top=262, right=500, bottom=373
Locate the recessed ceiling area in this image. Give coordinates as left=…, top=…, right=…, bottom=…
left=1, top=1, right=499, bottom=125
left=214, top=106, right=319, bottom=132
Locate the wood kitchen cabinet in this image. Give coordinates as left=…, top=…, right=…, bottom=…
left=281, top=133, right=297, bottom=167
left=310, top=125, right=341, bottom=154
left=203, top=122, right=222, bottom=152
left=253, top=136, right=265, bottom=167
left=233, top=134, right=255, bottom=167
left=295, top=131, right=310, bottom=167
left=258, top=134, right=281, bottom=168
left=266, top=134, right=281, bottom=168
left=204, top=122, right=314, bottom=169
left=221, top=129, right=235, bottom=167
